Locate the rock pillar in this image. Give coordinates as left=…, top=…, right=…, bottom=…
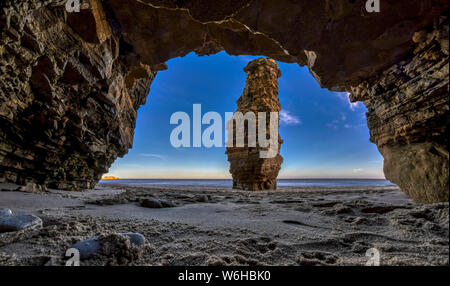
left=226, top=58, right=283, bottom=191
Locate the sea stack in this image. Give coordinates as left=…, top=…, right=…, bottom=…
left=226, top=58, right=283, bottom=191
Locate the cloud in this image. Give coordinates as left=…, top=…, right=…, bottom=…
left=279, top=110, right=302, bottom=125
left=344, top=123, right=366, bottom=129
left=140, top=153, right=167, bottom=160
left=237, top=55, right=259, bottom=63
left=328, top=122, right=364, bottom=130
left=352, top=168, right=363, bottom=173
left=349, top=102, right=359, bottom=111
left=117, top=163, right=147, bottom=169
left=334, top=92, right=360, bottom=111
left=326, top=123, right=339, bottom=130
left=327, top=113, right=366, bottom=130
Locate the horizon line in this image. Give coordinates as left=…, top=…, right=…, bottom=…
left=102, top=177, right=388, bottom=180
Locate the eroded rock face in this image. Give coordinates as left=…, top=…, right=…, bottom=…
left=0, top=0, right=157, bottom=190
left=350, top=16, right=449, bottom=203
left=0, top=1, right=448, bottom=202
left=104, top=0, right=448, bottom=89
left=226, top=58, right=283, bottom=190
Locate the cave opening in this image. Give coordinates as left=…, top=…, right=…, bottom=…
left=103, top=52, right=386, bottom=185
left=0, top=1, right=448, bottom=268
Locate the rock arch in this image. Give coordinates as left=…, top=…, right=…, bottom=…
left=0, top=0, right=448, bottom=203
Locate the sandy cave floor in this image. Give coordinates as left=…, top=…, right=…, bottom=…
left=0, top=183, right=448, bottom=266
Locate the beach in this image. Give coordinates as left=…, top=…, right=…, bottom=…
left=0, top=183, right=448, bottom=266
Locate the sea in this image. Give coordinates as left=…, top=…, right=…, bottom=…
left=99, top=179, right=395, bottom=187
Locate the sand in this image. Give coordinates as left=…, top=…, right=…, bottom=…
left=0, top=183, right=448, bottom=266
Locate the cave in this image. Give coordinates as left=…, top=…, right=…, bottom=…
left=0, top=0, right=448, bottom=204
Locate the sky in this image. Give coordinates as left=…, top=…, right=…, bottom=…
left=105, top=51, right=385, bottom=179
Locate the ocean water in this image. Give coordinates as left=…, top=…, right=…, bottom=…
left=99, top=179, right=395, bottom=187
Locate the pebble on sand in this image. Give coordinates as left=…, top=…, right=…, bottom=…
left=0, top=208, right=43, bottom=233
left=15, top=182, right=47, bottom=193
left=141, top=198, right=176, bottom=208
left=159, top=199, right=177, bottom=208
left=195, top=195, right=209, bottom=203
left=70, top=233, right=146, bottom=260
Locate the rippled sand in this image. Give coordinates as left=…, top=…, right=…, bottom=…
left=0, top=183, right=448, bottom=266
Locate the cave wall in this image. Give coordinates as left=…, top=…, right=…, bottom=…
left=0, top=0, right=158, bottom=190
left=0, top=0, right=448, bottom=203
left=350, top=16, right=449, bottom=203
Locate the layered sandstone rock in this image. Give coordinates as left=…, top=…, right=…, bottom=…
left=350, top=15, right=449, bottom=203
left=0, top=0, right=448, bottom=202
left=226, top=58, right=283, bottom=190
left=0, top=0, right=158, bottom=190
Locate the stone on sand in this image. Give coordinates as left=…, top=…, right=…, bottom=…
left=0, top=208, right=12, bottom=216
left=0, top=208, right=42, bottom=233
left=16, top=182, right=47, bottom=193
left=141, top=198, right=176, bottom=208
left=195, top=195, right=209, bottom=203
left=70, top=233, right=146, bottom=260
left=141, top=198, right=163, bottom=208
left=159, top=199, right=177, bottom=208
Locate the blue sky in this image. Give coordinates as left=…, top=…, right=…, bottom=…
left=105, top=52, right=385, bottom=179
